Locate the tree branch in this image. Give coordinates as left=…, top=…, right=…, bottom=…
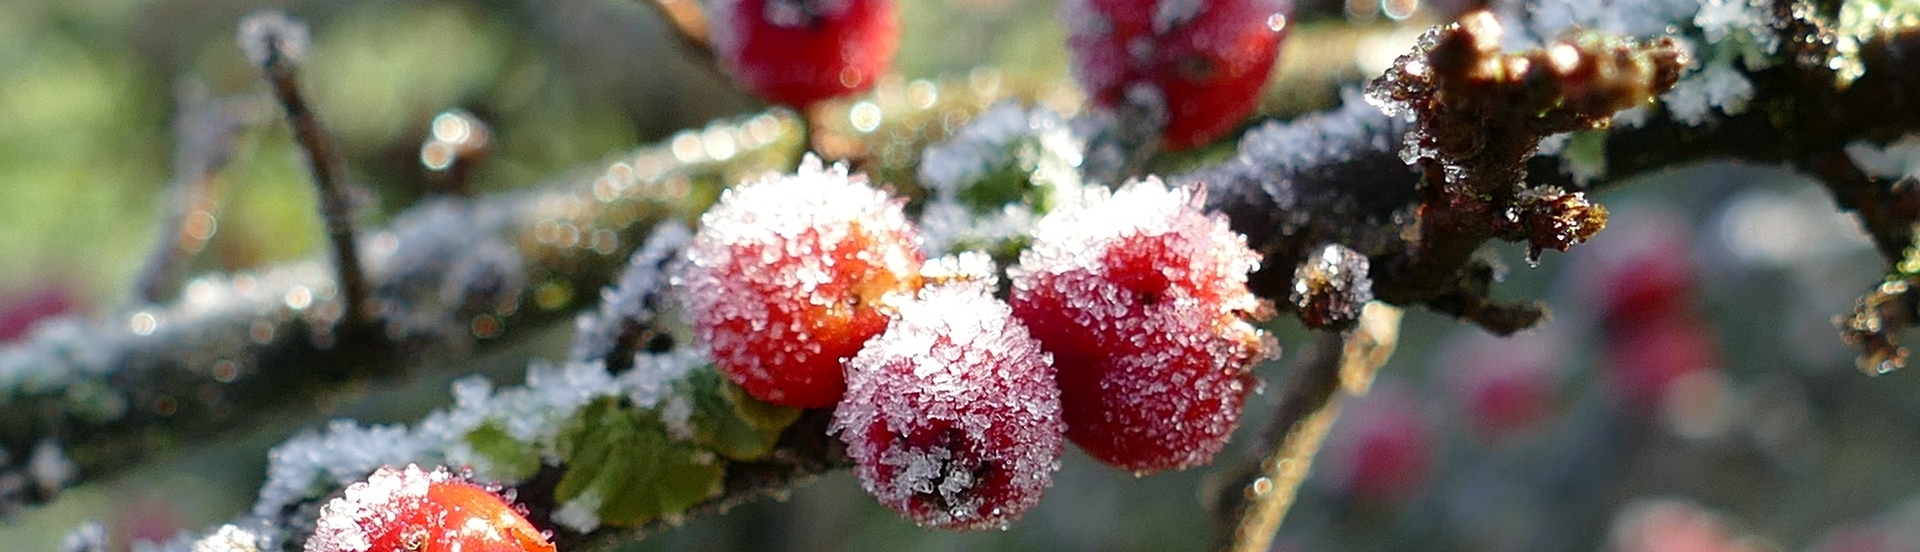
left=0, top=110, right=806, bottom=514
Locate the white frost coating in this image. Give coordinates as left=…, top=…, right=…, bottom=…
left=1845, top=133, right=1920, bottom=181
left=568, top=222, right=693, bottom=363
left=832, top=278, right=1063, bottom=530
left=190, top=525, right=262, bottom=552
left=59, top=521, right=105, bottom=552
left=1007, top=176, right=1269, bottom=470
left=304, top=465, right=446, bottom=552
left=674, top=153, right=920, bottom=405
left=253, top=349, right=710, bottom=533
left=552, top=490, right=606, bottom=533
left=235, top=10, right=309, bottom=66
left=1504, top=0, right=1771, bottom=128
left=1504, top=0, right=1697, bottom=49
left=1660, top=62, right=1755, bottom=126
left=1153, top=0, right=1205, bottom=34
left=28, top=438, right=76, bottom=494
left=916, top=101, right=1087, bottom=256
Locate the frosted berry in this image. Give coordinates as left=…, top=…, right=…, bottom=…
left=713, top=0, right=901, bottom=108
left=1007, top=178, right=1271, bottom=472
left=305, top=465, right=554, bottom=552
left=1063, top=0, right=1291, bottom=150
left=675, top=154, right=922, bottom=408
left=832, top=254, right=1064, bottom=530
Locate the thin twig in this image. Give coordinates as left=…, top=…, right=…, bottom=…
left=242, top=12, right=375, bottom=330
left=134, top=85, right=255, bottom=304
left=1219, top=303, right=1402, bottom=552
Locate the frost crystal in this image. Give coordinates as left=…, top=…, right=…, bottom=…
left=916, top=101, right=1086, bottom=256
left=675, top=153, right=922, bottom=407
left=253, top=349, right=708, bottom=536
left=1845, top=133, right=1920, bottom=181
left=306, top=465, right=445, bottom=552
left=833, top=275, right=1063, bottom=530
left=191, top=525, right=262, bottom=552
left=236, top=11, right=308, bottom=67
left=1008, top=177, right=1272, bottom=472
left=568, top=222, right=692, bottom=365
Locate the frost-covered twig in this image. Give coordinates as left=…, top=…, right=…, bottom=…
left=0, top=110, right=803, bottom=514
left=241, top=12, right=375, bottom=329
left=1214, top=303, right=1401, bottom=552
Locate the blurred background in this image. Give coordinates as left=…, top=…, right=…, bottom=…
left=2, top=0, right=1917, bottom=550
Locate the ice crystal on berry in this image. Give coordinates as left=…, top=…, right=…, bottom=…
left=1008, top=177, right=1272, bottom=472
left=675, top=154, right=922, bottom=408
left=305, top=465, right=554, bottom=552
left=833, top=265, right=1063, bottom=530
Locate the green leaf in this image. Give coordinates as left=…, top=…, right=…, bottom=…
left=679, top=369, right=802, bottom=461
left=555, top=397, right=725, bottom=527
left=464, top=422, right=540, bottom=481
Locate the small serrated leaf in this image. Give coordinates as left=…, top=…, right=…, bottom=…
left=554, top=397, right=726, bottom=527
left=679, top=370, right=801, bottom=461
left=465, top=422, right=540, bottom=481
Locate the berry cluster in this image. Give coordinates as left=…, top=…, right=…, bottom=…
left=305, top=465, right=554, bottom=552
left=674, top=157, right=1272, bottom=528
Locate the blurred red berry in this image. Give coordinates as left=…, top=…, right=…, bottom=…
left=1433, top=329, right=1562, bottom=442
left=1601, top=312, right=1721, bottom=410
left=713, top=0, right=901, bottom=108
left=1321, top=385, right=1432, bottom=505
left=1008, top=178, right=1271, bottom=473
left=1580, top=205, right=1697, bottom=330
left=305, top=465, right=554, bottom=552
left=0, top=285, right=79, bottom=343
left=833, top=256, right=1063, bottom=530
left=1063, top=0, right=1291, bottom=150
left=675, top=154, right=923, bottom=408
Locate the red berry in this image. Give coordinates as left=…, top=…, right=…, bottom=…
left=1601, top=312, right=1721, bottom=410
left=1007, top=178, right=1271, bottom=472
left=305, top=465, right=555, bottom=552
left=833, top=255, right=1063, bottom=529
left=0, top=285, right=78, bottom=343
left=1433, top=329, right=1562, bottom=442
left=1063, top=0, right=1290, bottom=150
left=713, top=0, right=901, bottom=108
left=1320, top=384, right=1432, bottom=505
left=1580, top=205, right=1697, bottom=329
left=675, top=154, right=923, bottom=408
